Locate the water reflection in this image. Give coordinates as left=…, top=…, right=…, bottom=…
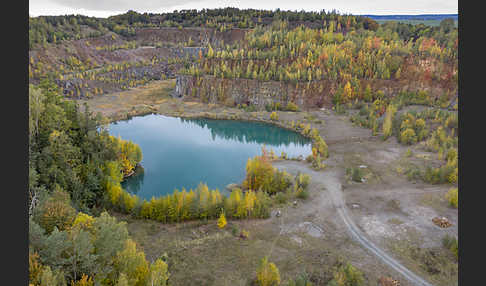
left=108, top=114, right=311, bottom=200
left=181, top=118, right=309, bottom=147
left=121, top=165, right=145, bottom=195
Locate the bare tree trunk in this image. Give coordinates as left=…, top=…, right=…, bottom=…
left=29, top=190, right=38, bottom=217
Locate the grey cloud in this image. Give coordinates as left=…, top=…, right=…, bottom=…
left=49, top=0, right=204, bottom=12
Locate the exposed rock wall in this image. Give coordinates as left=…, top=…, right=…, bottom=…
left=135, top=27, right=248, bottom=47
left=173, top=74, right=452, bottom=109
left=173, top=74, right=329, bottom=108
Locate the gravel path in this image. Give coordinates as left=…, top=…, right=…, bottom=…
left=276, top=161, right=434, bottom=286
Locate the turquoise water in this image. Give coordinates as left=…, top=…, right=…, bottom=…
left=108, top=114, right=311, bottom=200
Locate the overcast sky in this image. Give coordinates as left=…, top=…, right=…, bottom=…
left=29, top=0, right=458, bottom=18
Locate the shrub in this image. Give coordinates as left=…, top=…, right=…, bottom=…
left=382, top=104, right=397, bottom=140
left=448, top=167, right=458, bottom=183
left=231, top=224, right=240, bottom=236
left=295, top=173, right=311, bottom=190
left=446, top=148, right=458, bottom=162
left=243, top=150, right=292, bottom=194
left=72, top=212, right=95, bottom=230
left=405, top=148, right=413, bottom=157
left=363, top=85, right=373, bottom=102
left=400, top=128, right=417, bottom=145
left=424, top=163, right=456, bottom=184
left=347, top=167, right=364, bottom=182
left=243, top=153, right=274, bottom=191
left=442, top=235, right=458, bottom=259
left=33, top=186, right=76, bottom=234
left=114, top=239, right=150, bottom=286
left=270, top=111, right=279, bottom=121
left=240, top=230, right=250, bottom=239
left=286, top=102, right=299, bottom=112
left=417, top=128, right=429, bottom=141
left=405, top=166, right=422, bottom=181
left=306, top=153, right=314, bottom=163
left=275, top=192, right=288, bottom=204
left=334, top=103, right=346, bottom=114
left=71, top=274, right=94, bottom=286
left=148, top=258, right=169, bottom=286
left=217, top=211, right=227, bottom=228
left=296, top=187, right=309, bottom=200
left=415, top=118, right=426, bottom=131
left=287, top=273, right=313, bottom=286
left=29, top=251, right=44, bottom=285
left=312, top=135, right=329, bottom=159
left=40, top=266, right=66, bottom=286
left=310, top=154, right=325, bottom=170
left=256, top=256, right=280, bottom=286
left=265, top=102, right=282, bottom=112
left=446, top=188, right=458, bottom=208
left=327, top=262, right=364, bottom=286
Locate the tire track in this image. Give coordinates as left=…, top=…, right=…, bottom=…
left=322, top=173, right=434, bottom=286
left=276, top=161, right=434, bottom=286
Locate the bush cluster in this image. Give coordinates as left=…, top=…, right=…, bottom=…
left=446, top=188, right=458, bottom=208
left=396, top=113, right=428, bottom=145
left=30, top=211, right=169, bottom=286
left=243, top=149, right=292, bottom=194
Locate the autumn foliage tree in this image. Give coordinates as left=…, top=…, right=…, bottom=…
left=256, top=256, right=281, bottom=286
left=328, top=262, right=364, bottom=286
left=148, top=259, right=169, bottom=286
left=33, top=185, right=76, bottom=234
left=382, top=104, right=397, bottom=140
left=243, top=150, right=275, bottom=192
left=114, top=239, right=150, bottom=286
left=446, top=188, right=458, bottom=208
left=217, top=211, right=227, bottom=228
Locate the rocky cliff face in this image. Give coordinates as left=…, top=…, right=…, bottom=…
left=170, top=47, right=208, bottom=59
left=173, top=74, right=337, bottom=109
left=173, top=74, right=451, bottom=110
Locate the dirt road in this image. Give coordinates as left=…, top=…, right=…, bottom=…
left=274, top=161, right=434, bottom=286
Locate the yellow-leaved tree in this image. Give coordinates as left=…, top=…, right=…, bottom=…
left=72, top=212, right=95, bottom=230
left=382, top=104, right=397, bottom=140
left=256, top=256, right=280, bottom=286
left=446, top=188, right=458, bottom=208
left=148, top=259, right=169, bottom=286
left=243, top=149, right=274, bottom=192
left=343, top=81, right=353, bottom=102
left=217, top=211, right=227, bottom=229
left=114, top=239, right=149, bottom=286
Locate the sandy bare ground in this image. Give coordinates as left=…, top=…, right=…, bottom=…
left=274, top=161, right=434, bottom=286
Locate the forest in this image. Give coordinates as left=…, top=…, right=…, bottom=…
left=29, top=8, right=379, bottom=47
left=179, top=18, right=457, bottom=108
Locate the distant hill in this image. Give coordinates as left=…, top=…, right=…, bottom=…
left=362, top=14, right=458, bottom=21
left=362, top=14, right=458, bottom=27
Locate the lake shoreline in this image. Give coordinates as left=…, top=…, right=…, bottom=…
left=109, top=112, right=313, bottom=200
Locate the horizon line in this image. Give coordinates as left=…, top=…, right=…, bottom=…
left=28, top=7, right=458, bottom=19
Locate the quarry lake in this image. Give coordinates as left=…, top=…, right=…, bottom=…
left=108, top=114, right=312, bottom=199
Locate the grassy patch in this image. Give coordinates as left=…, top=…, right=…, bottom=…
left=115, top=208, right=354, bottom=286
left=385, top=199, right=405, bottom=214
left=386, top=238, right=458, bottom=286
left=419, top=192, right=448, bottom=212
left=346, top=167, right=366, bottom=183
left=387, top=218, right=404, bottom=225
